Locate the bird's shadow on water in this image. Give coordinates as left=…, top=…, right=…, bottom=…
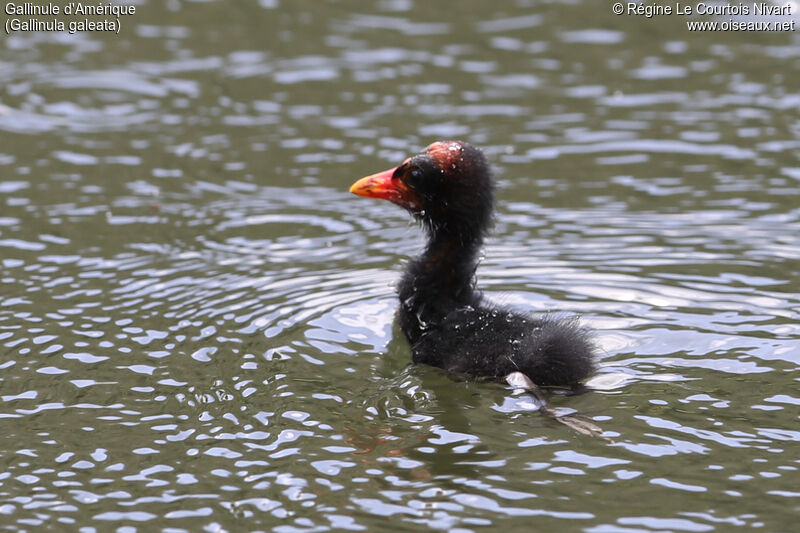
left=341, top=319, right=616, bottom=492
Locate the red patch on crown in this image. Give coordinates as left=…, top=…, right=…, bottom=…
left=425, top=141, right=465, bottom=172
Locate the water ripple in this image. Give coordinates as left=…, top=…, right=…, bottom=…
left=1, top=0, right=799, bottom=530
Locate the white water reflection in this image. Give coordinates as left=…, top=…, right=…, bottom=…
left=1, top=0, right=799, bottom=531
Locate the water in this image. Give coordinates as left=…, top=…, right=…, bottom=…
left=1, top=1, right=799, bottom=531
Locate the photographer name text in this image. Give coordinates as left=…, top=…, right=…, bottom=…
left=623, top=2, right=791, bottom=17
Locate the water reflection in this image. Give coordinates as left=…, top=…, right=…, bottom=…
left=1, top=0, right=800, bottom=531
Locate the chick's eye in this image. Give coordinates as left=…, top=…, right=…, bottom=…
left=401, top=167, right=421, bottom=190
